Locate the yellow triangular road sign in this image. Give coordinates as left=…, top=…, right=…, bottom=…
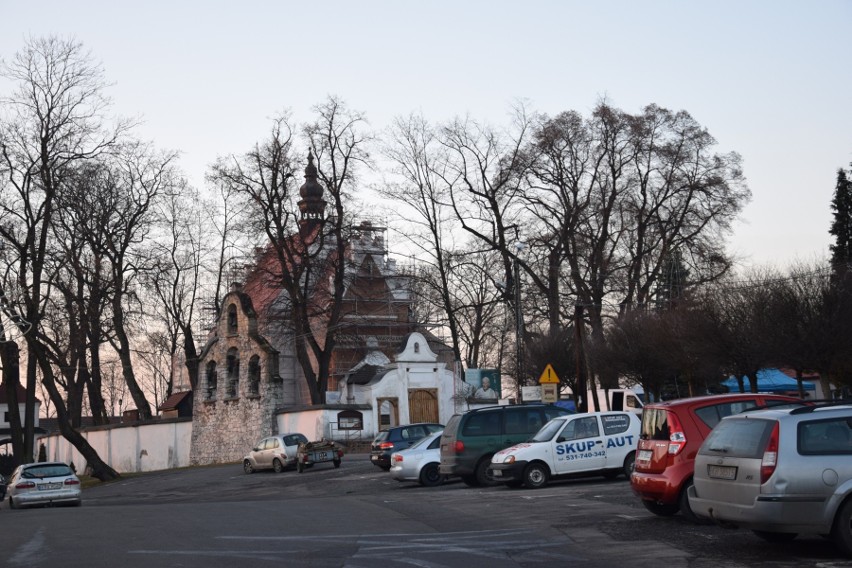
left=539, top=364, right=560, bottom=384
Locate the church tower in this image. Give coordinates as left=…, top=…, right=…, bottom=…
left=297, top=150, right=327, bottom=238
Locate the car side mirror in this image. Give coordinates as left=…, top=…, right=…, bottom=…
left=253, top=447, right=260, bottom=452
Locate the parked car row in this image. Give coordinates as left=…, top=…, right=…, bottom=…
left=376, top=404, right=644, bottom=491
left=687, top=401, right=852, bottom=555
left=630, top=393, right=805, bottom=522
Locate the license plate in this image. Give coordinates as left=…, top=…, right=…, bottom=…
left=707, top=464, right=737, bottom=480
left=638, top=450, right=652, bottom=461
left=38, top=483, right=62, bottom=490
left=491, top=469, right=502, bottom=477
left=370, top=455, right=378, bottom=461
left=315, top=451, right=329, bottom=461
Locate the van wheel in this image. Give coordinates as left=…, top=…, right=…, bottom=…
left=753, top=530, right=797, bottom=543
left=642, top=499, right=679, bottom=516
left=832, top=498, right=852, bottom=554
left=522, top=463, right=549, bottom=489
left=623, top=451, right=636, bottom=478
left=475, top=459, right=498, bottom=487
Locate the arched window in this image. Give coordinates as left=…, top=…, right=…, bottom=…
left=206, top=361, right=218, bottom=400
left=414, top=342, right=420, bottom=354
left=338, top=410, right=363, bottom=430
left=248, top=355, right=261, bottom=395
left=378, top=398, right=399, bottom=430
left=226, top=348, right=240, bottom=398
left=227, top=304, right=238, bottom=334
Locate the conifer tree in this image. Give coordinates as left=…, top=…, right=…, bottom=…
left=829, top=165, right=852, bottom=272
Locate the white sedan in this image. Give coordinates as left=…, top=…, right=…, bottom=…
left=389, top=430, right=445, bottom=487
left=8, top=461, right=82, bottom=509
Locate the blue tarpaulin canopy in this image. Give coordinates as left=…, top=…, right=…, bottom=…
left=723, top=368, right=816, bottom=393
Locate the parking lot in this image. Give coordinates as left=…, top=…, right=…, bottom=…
left=2, top=453, right=852, bottom=567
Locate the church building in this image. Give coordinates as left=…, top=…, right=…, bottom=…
left=189, top=154, right=459, bottom=466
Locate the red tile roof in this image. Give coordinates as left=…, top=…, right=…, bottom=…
left=158, top=391, right=193, bottom=412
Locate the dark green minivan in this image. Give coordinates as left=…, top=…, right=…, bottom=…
left=439, top=404, right=572, bottom=486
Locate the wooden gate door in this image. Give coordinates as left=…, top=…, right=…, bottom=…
left=408, top=389, right=439, bottom=424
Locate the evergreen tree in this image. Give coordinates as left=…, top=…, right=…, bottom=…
left=829, top=165, right=852, bottom=272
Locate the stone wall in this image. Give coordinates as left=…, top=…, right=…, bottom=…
left=190, top=288, right=287, bottom=465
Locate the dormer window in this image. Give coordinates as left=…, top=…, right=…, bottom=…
left=414, top=342, right=420, bottom=354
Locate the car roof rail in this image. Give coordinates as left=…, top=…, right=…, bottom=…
left=790, top=399, right=852, bottom=414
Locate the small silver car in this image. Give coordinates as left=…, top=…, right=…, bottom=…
left=7, top=461, right=82, bottom=509
left=243, top=433, right=308, bottom=474
left=389, top=430, right=445, bottom=487
left=688, top=403, right=852, bottom=554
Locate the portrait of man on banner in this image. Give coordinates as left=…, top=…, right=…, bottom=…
left=464, top=369, right=501, bottom=401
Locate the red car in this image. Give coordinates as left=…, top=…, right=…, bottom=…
left=630, top=393, right=806, bottom=522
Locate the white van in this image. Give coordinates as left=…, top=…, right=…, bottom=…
left=487, top=411, right=640, bottom=488
left=565, top=388, right=644, bottom=415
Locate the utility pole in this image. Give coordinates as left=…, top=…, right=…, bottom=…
left=514, top=248, right=524, bottom=400
left=514, top=240, right=525, bottom=402
left=574, top=303, right=588, bottom=413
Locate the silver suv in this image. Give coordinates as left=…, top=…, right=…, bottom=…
left=688, top=403, right=852, bottom=554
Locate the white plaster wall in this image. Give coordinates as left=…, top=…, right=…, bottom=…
left=352, top=365, right=455, bottom=434
left=276, top=409, right=375, bottom=444
left=39, top=420, right=192, bottom=474
left=277, top=409, right=328, bottom=440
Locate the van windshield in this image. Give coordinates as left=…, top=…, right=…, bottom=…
left=531, top=418, right=566, bottom=442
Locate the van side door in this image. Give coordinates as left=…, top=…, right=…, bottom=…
left=553, top=415, right=606, bottom=474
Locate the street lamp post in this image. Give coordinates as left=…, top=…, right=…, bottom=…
left=514, top=241, right=524, bottom=401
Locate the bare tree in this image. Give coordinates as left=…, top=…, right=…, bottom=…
left=210, top=97, right=371, bottom=404
left=0, top=36, right=130, bottom=478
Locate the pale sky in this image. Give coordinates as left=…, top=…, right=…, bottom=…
left=2, top=0, right=850, bottom=269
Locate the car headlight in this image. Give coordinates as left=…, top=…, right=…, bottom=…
left=502, top=455, right=516, bottom=464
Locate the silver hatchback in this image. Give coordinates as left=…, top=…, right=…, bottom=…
left=688, top=403, right=852, bottom=553
left=243, top=433, right=309, bottom=474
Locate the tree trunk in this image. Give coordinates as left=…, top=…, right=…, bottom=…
left=33, top=346, right=119, bottom=481
left=112, top=295, right=152, bottom=419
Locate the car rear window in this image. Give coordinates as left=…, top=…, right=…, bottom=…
left=700, top=418, right=774, bottom=458
left=641, top=408, right=669, bottom=441
left=284, top=434, right=308, bottom=446
left=799, top=418, right=852, bottom=455
left=23, top=464, right=74, bottom=478
left=373, top=431, right=389, bottom=443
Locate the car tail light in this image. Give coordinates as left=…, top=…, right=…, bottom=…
left=454, top=441, right=465, bottom=453
left=667, top=412, right=687, bottom=455
left=761, top=422, right=780, bottom=484
left=64, top=479, right=80, bottom=486
left=15, top=481, right=35, bottom=489
left=393, top=454, right=403, bottom=464
left=337, top=450, right=344, bottom=458
left=379, top=442, right=395, bottom=450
